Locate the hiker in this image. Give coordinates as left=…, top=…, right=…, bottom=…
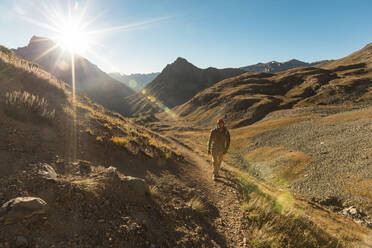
left=208, top=118, right=230, bottom=181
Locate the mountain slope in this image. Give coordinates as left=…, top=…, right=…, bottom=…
left=14, top=36, right=135, bottom=115
left=126, top=57, right=244, bottom=115
left=109, top=72, right=160, bottom=92
left=323, top=43, right=372, bottom=69
left=1, top=45, right=369, bottom=247
left=240, top=59, right=331, bottom=73
left=173, top=44, right=372, bottom=128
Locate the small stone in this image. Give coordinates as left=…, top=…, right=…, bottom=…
left=15, top=236, right=28, bottom=248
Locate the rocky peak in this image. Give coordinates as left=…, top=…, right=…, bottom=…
left=174, top=57, right=189, bottom=64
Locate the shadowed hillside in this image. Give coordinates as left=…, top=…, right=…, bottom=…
left=126, top=57, right=244, bottom=116
left=13, top=36, right=135, bottom=115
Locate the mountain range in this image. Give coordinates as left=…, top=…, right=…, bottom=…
left=125, top=57, right=245, bottom=115
left=240, top=59, right=332, bottom=73
left=174, top=44, right=372, bottom=127
left=1, top=35, right=371, bottom=247
left=109, top=72, right=160, bottom=92
left=13, top=36, right=134, bottom=115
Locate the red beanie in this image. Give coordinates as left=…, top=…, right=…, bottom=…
left=217, top=118, right=224, bottom=124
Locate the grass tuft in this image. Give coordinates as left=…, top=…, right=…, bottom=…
left=4, top=90, right=55, bottom=123
left=110, top=136, right=129, bottom=147
left=147, top=185, right=159, bottom=196
left=187, top=196, right=207, bottom=214
left=85, top=128, right=95, bottom=136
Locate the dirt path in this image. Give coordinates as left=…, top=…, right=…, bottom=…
left=171, top=143, right=248, bottom=248
left=159, top=134, right=372, bottom=248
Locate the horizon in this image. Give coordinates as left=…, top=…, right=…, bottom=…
left=1, top=0, right=372, bottom=74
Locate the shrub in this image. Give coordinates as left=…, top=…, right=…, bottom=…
left=110, top=136, right=128, bottom=147
left=85, top=128, right=95, bottom=136
left=4, top=91, right=55, bottom=123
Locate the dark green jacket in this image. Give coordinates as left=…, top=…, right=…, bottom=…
left=208, top=126, right=230, bottom=155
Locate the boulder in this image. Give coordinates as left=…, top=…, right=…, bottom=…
left=341, top=206, right=366, bottom=219
left=0, top=197, right=47, bottom=224
left=105, top=166, right=119, bottom=179
left=123, top=176, right=148, bottom=196
left=36, top=163, right=57, bottom=180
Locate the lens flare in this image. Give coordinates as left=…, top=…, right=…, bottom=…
left=56, top=20, right=89, bottom=53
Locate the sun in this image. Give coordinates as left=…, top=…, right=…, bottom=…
left=55, top=19, right=89, bottom=53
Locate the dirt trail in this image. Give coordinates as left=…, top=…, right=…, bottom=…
left=171, top=142, right=248, bottom=248
left=163, top=135, right=372, bottom=248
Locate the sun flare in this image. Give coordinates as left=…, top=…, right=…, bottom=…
left=55, top=19, right=89, bottom=53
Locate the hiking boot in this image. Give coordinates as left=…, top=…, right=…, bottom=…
left=212, top=174, right=216, bottom=181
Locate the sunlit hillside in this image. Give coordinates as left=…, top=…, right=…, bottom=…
left=2, top=42, right=371, bottom=247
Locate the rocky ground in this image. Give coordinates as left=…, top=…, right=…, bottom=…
left=247, top=106, right=372, bottom=218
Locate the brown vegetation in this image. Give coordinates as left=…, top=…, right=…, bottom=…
left=4, top=91, right=55, bottom=123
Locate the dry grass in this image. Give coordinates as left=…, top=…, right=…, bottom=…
left=243, top=146, right=313, bottom=186
left=343, top=176, right=372, bottom=200
left=3, top=90, right=55, bottom=123
left=110, top=136, right=129, bottom=148
left=187, top=196, right=207, bottom=214
left=103, top=123, right=112, bottom=130
left=232, top=114, right=313, bottom=146
left=0, top=45, right=67, bottom=92
left=72, top=178, right=100, bottom=192
left=85, top=128, right=95, bottom=136
left=237, top=174, right=344, bottom=248
left=147, top=185, right=159, bottom=196
left=317, top=107, right=372, bottom=125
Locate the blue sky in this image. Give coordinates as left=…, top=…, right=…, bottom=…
left=0, top=0, right=372, bottom=74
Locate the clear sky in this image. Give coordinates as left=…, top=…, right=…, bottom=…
left=1, top=0, right=372, bottom=74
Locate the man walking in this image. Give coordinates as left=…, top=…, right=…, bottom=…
left=208, top=118, right=230, bottom=181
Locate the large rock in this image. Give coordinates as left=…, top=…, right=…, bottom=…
left=123, top=176, right=148, bottom=196
left=0, top=197, right=47, bottom=224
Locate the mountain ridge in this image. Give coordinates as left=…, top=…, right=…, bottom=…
left=240, top=59, right=332, bottom=73
left=126, top=57, right=245, bottom=116
left=172, top=43, right=372, bottom=128
left=13, top=36, right=135, bottom=116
